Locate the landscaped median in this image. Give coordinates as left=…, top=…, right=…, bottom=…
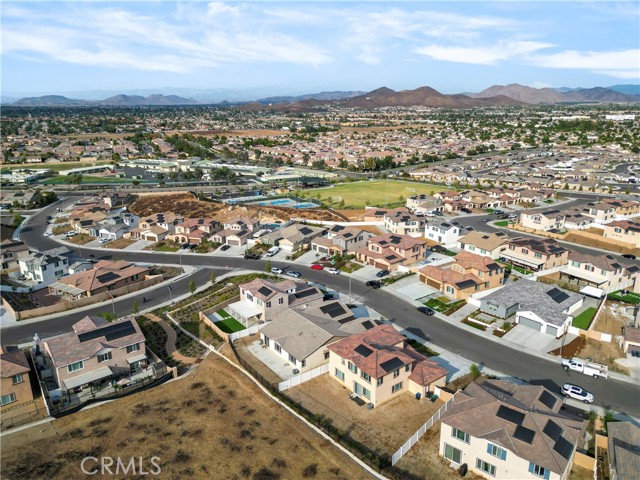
left=424, top=297, right=466, bottom=316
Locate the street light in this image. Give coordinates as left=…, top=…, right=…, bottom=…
left=106, top=290, right=115, bottom=316
left=167, top=284, right=173, bottom=301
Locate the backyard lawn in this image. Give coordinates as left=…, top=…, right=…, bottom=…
left=608, top=290, right=640, bottom=305
left=214, top=316, right=246, bottom=334
left=300, top=180, right=450, bottom=209
left=572, top=307, right=597, bottom=329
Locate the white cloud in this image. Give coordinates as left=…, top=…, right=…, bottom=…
left=415, top=40, right=553, bottom=65
left=530, top=49, right=640, bottom=78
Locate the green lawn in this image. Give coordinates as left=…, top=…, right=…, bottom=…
left=3, top=161, right=112, bottom=173
left=214, top=316, right=246, bottom=334
left=608, top=290, right=640, bottom=305
left=154, top=244, right=180, bottom=252
left=300, top=180, right=451, bottom=209
left=494, top=220, right=510, bottom=227
left=43, top=175, right=145, bottom=185
left=572, top=307, right=597, bottom=329
left=216, top=309, right=232, bottom=319
left=544, top=199, right=555, bottom=204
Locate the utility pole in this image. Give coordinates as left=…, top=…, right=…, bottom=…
left=106, top=291, right=115, bottom=316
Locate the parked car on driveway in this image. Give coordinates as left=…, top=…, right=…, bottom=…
left=561, top=384, right=594, bottom=404
left=326, top=267, right=340, bottom=275
left=417, top=306, right=436, bottom=315
left=220, top=244, right=231, bottom=251
left=286, top=271, right=301, bottom=278
left=65, top=231, right=77, bottom=237
left=244, top=252, right=260, bottom=259
left=366, top=280, right=382, bottom=289
left=376, top=269, right=390, bottom=278
left=271, top=267, right=283, bottom=275
left=99, top=238, right=110, bottom=244
left=622, top=253, right=636, bottom=259
left=310, top=264, right=324, bottom=270
left=460, top=208, right=472, bottom=213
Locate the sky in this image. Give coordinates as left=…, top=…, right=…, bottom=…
left=1, top=1, right=639, bottom=99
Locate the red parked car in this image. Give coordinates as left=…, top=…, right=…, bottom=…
left=310, top=263, right=324, bottom=270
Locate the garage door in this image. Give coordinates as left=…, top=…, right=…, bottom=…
left=545, top=325, right=558, bottom=336
left=426, top=278, right=441, bottom=289
left=228, top=239, right=241, bottom=246
left=519, top=317, right=542, bottom=331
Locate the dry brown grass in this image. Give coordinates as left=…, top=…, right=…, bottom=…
left=594, top=303, right=627, bottom=337
left=577, top=338, right=629, bottom=375
left=563, top=232, right=638, bottom=256
left=66, top=234, right=94, bottom=245
left=102, top=238, right=135, bottom=249
left=52, top=224, right=71, bottom=235
left=1, top=355, right=372, bottom=480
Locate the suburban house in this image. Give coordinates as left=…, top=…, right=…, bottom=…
left=261, top=223, right=325, bottom=252
left=563, top=210, right=593, bottom=230
left=0, top=190, right=41, bottom=207
left=212, top=216, right=261, bottom=246
left=419, top=251, right=505, bottom=300
left=606, top=421, right=640, bottom=480
left=620, top=326, right=640, bottom=355
left=328, top=324, right=448, bottom=407
left=357, top=233, right=428, bottom=270
left=383, top=208, right=426, bottom=237
left=519, top=210, right=566, bottom=231
left=18, top=252, right=69, bottom=284
left=128, top=212, right=183, bottom=242
left=439, top=380, right=587, bottom=480
left=406, top=194, right=443, bottom=214
left=100, top=191, right=132, bottom=208
left=47, top=260, right=150, bottom=300
left=582, top=202, right=616, bottom=223
left=602, top=220, right=640, bottom=249
left=311, top=225, right=373, bottom=256
left=259, top=300, right=382, bottom=374
left=499, top=237, right=570, bottom=272
left=457, top=231, right=510, bottom=259
left=602, top=198, right=640, bottom=217
left=42, top=316, right=148, bottom=393
left=479, top=280, right=583, bottom=337
left=425, top=221, right=464, bottom=249
left=230, top=278, right=324, bottom=324
left=561, top=252, right=639, bottom=294
left=168, top=218, right=221, bottom=245
left=0, top=347, right=33, bottom=410
left=1, top=238, right=29, bottom=271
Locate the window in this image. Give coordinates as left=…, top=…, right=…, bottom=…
left=360, top=371, right=371, bottom=383
left=67, top=361, right=84, bottom=372
left=476, top=459, right=496, bottom=477
left=391, top=382, right=403, bottom=393
left=452, top=427, right=470, bottom=443
left=487, top=443, right=507, bottom=460
left=0, top=393, right=16, bottom=406
left=288, top=353, right=296, bottom=363
left=274, top=343, right=282, bottom=353
left=266, top=301, right=271, bottom=308
left=335, top=368, right=345, bottom=381
left=522, top=249, right=529, bottom=255
left=405, top=364, right=412, bottom=373
left=126, top=344, right=139, bottom=354
left=301, top=360, right=306, bottom=368
left=534, top=253, right=542, bottom=258
left=324, top=351, right=330, bottom=360
left=529, top=463, right=549, bottom=479
left=444, top=443, right=462, bottom=464
left=348, top=361, right=358, bottom=374
left=377, top=377, right=384, bottom=386
left=97, top=352, right=112, bottom=363
left=393, top=368, right=400, bottom=378
left=354, top=381, right=371, bottom=399
left=571, top=260, right=580, bottom=267
left=278, top=297, right=284, bottom=305
left=12, top=373, right=23, bottom=385
left=585, top=265, right=594, bottom=272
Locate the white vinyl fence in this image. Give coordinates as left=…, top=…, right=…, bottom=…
left=391, top=397, right=454, bottom=466
left=278, top=363, right=329, bottom=391
left=229, top=323, right=262, bottom=342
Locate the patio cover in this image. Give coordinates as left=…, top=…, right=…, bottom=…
left=580, top=285, right=605, bottom=299
left=48, top=282, right=85, bottom=296
left=126, top=353, right=147, bottom=364
left=228, top=300, right=262, bottom=323
left=63, top=366, right=114, bottom=390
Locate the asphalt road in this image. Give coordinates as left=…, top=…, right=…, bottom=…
left=6, top=197, right=640, bottom=416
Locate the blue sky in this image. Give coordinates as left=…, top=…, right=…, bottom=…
left=2, top=1, right=639, bottom=98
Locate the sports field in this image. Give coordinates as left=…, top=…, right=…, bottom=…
left=300, top=180, right=450, bottom=209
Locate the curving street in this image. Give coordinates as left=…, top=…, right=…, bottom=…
left=4, top=197, right=639, bottom=416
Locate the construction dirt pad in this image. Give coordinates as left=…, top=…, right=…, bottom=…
left=1, top=355, right=373, bottom=480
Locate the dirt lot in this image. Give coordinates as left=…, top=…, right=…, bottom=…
left=1, top=355, right=372, bottom=480
left=66, top=234, right=94, bottom=245
left=594, top=303, right=627, bottom=337
left=286, top=374, right=443, bottom=457
left=102, top=238, right=135, bottom=249
left=129, top=193, right=343, bottom=223
left=563, top=232, right=638, bottom=256
left=577, top=338, right=628, bottom=375
left=395, top=422, right=485, bottom=480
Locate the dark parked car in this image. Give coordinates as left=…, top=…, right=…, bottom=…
left=244, top=252, right=261, bottom=259
left=417, top=306, right=436, bottom=315
left=622, top=254, right=637, bottom=259
left=460, top=208, right=472, bottom=213
left=376, top=269, right=390, bottom=278
left=433, top=211, right=443, bottom=216
left=497, top=214, right=509, bottom=220
left=366, top=280, right=382, bottom=289
left=220, top=244, right=231, bottom=251
left=431, top=245, right=447, bottom=254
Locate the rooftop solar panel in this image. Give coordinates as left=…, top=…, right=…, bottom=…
left=539, top=391, right=558, bottom=410
left=547, top=288, right=570, bottom=304
left=496, top=405, right=525, bottom=425
left=295, top=288, right=317, bottom=299
left=78, top=321, right=136, bottom=343
left=319, top=302, right=347, bottom=318
left=300, top=227, right=312, bottom=235
left=513, top=425, right=535, bottom=444
left=380, top=357, right=405, bottom=373
left=553, top=436, right=574, bottom=459
left=543, top=420, right=563, bottom=442
left=96, top=272, right=120, bottom=283
left=354, top=344, right=373, bottom=357
left=257, top=286, right=273, bottom=297
left=362, top=320, right=374, bottom=329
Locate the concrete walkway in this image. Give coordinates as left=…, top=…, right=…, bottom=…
left=145, top=313, right=198, bottom=365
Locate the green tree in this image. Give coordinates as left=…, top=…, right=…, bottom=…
left=210, top=272, right=216, bottom=285
left=131, top=302, right=139, bottom=315
left=265, top=259, right=272, bottom=273
left=188, top=280, right=196, bottom=294
left=98, top=312, right=117, bottom=322
left=470, top=364, right=481, bottom=380
left=132, top=180, right=140, bottom=186
left=11, top=213, right=23, bottom=228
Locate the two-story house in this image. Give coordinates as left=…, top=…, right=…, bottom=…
left=582, top=202, right=616, bottom=223
left=383, top=208, right=426, bottom=237
left=602, top=198, right=640, bottom=217
left=18, top=252, right=69, bottom=284
left=406, top=194, right=443, bottom=214
left=602, top=220, right=640, bottom=249
left=311, top=225, right=373, bottom=256
left=168, top=218, right=221, bottom=245
left=212, top=216, right=261, bottom=246
left=499, top=237, right=570, bottom=272
left=0, top=347, right=34, bottom=411
left=561, top=252, right=639, bottom=294
left=519, top=210, right=566, bottom=231
left=0, top=238, right=29, bottom=271
left=419, top=251, right=505, bottom=300
left=457, top=231, right=510, bottom=259
left=440, top=380, right=587, bottom=480
left=357, top=233, right=428, bottom=270
left=129, top=212, right=183, bottom=242
left=42, top=316, right=147, bottom=393
left=425, top=221, right=464, bottom=249
left=328, top=324, right=447, bottom=407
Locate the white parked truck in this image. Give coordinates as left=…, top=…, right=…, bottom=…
left=561, top=358, right=608, bottom=379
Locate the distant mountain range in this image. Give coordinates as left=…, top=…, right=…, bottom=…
left=7, top=83, right=640, bottom=108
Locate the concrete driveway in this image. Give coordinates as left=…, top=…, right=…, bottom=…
left=503, top=325, right=570, bottom=353
left=386, top=275, right=440, bottom=301
left=350, top=265, right=383, bottom=282
left=0, top=305, right=16, bottom=326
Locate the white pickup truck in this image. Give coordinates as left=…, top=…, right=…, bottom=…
left=561, top=358, right=608, bottom=379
